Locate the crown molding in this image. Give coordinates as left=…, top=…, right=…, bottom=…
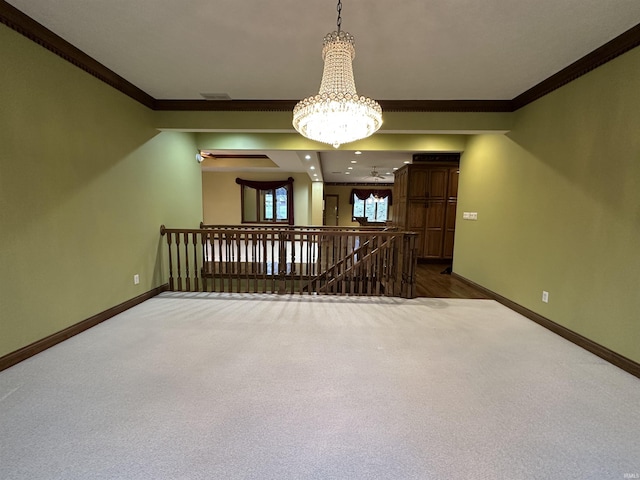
left=153, top=99, right=513, bottom=112
left=2, top=1, right=639, bottom=113
left=0, top=0, right=155, bottom=109
left=512, top=22, right=640, bottom=110
left=154, top=99, right=298, bottom=112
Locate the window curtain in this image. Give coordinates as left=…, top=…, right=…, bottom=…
left=236, top=177, right=295, bottom=225
left=349, top=188, right=393, bottom=205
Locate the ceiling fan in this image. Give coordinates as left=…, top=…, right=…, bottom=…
left=365, top=166, right=387, bottom=180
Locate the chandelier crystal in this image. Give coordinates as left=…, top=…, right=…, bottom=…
left=292, top=3, right=382, bottom=148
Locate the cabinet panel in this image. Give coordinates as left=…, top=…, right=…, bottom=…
left=428, top=168, right=448, bottom=199
left=443, top=200, right=457, bottom=258
left=408, top=169, right=429, bottom=198
left=425, top=200, right=445, bottom=258
left=407, top=201, right=426, bottom=230
left=448, top=167, right=459, bottom=199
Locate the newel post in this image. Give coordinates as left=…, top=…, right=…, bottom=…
left=401, top=232, right=418, bottom=298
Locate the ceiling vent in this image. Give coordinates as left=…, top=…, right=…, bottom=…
left=200, top=93, right=232, bottom=101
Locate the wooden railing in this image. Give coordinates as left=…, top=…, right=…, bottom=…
left=200, top=222, right=394, bottom=232
left=160, top=225, right=418, bottom=298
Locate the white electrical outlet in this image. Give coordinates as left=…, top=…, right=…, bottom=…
left=134, top=274, right=140, bottom=285
left=542, top=290, right=549, bottom=303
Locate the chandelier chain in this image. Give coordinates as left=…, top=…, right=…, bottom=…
left=336, top=0, right=342, bottom=33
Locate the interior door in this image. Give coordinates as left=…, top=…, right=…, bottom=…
left=324, top=195, right=339, bottom=226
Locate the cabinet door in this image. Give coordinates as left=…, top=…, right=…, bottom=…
left=393, top=199, right=407, bottom=227
left=447, top=167, right=459, bottom=199
left=428, top=168, right=449, bottom=200
left=407, top=200, right=427, bottom=257
left=408, top=169, right=429, bottom=198
left=443, top=200, right=457, bottom=258
left=393, top=168, right=408, bottom=202
left=425, top=200, right=445, bottom=258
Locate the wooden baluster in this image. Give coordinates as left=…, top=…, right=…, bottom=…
left=176, top=233, right=182, bottom=291
left=247, top=232, right=253, bottom=292
left=347, top=233, right=353, bottom=295
left=200, top=231, right=208, bottom=292
left=270, top=232, right=277, bottom=293
left=193, top=232, right=199, bottom=292
left=362, top=234, right=366, bottom=295
left=184, top=232, right=191, bottom=292
left=239, top=232, right=246, bottom=293
left=166, top=230, right=174, bottom=291
left=374, top=236, right=381, bottom=296
left=258, top=233, right=264, bottom=293
left=390, top=235, right=398, bottom=296
left=235, top=233, right=242, bottom=293
left=379, top=235, right=387, bottom=296
left=405, top=233, right=417, bottom=298
left=222, top=232, right=229, bottom=293
left=277, top=230, right=286, bottom=294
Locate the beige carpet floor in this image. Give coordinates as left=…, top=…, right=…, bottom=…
left=1, top=293, right=639, bottom=479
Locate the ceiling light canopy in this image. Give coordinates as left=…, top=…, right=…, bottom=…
left=292, top=0, right=382, bottom=149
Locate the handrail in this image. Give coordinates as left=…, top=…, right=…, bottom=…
left=160, top=225, right=417, bottom=298
left=199, top=222, right=395, bottom=232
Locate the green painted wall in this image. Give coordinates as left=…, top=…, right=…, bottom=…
left=0, top=25, right=203, bottom=358
left=454, top=46, right=640, bottom=363
left=156, top=111, right=512, bottom=134
left=202, top=172, right=312, bottom=225
left=192, top=132, right=469, bottom=153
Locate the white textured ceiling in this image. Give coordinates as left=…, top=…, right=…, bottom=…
left=6, top=0, right=640, bottom=183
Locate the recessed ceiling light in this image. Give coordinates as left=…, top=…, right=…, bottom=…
left=355, top=151, right=362, bottom=155
left=393, top=167, right=398, bottom=170
left=305, top=155, right=311, bottom=160
left=313, top=173, right=318, bottom=176
left=310, top=166, right=315, bottom=170
left=350, top=160, right=357, bottom=164
left=348, top=167, right=353, bottom=170
left=404, top=160, right=411, bottom=164
left=345, top=171, right=350, bottom=174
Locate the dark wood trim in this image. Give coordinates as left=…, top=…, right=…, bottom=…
left=1, top=2, right=639, bottom=113
left=413, top=153, right=461, bottom=163
left=512, top=23, right=640, bottom=110
left=154, top=99, right=513, bottom=112
left=379, top=100, right=513, bottom=112
left=324, top=182, right=393, bottom=187
left=0, top=0, right=155, bottom=109
left=0, top=284, right=168, bottom=372
left=452, top=273, right=640, bottom=379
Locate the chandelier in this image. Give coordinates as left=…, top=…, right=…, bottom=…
left=292, top=0, right=382, bottom=148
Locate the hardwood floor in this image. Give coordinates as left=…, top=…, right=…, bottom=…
left=415, top=262, right=489, bottom=299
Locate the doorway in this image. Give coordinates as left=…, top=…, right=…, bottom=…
left=324, top=195, right=339, bottom=226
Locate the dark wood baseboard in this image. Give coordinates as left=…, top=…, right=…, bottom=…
left=0, top=284, right=168, bottom=372
left=452, top=273, right=640, bottom=379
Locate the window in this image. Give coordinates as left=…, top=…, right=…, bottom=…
left=351, top=189, right=392, bottom=222
left=237, top=177, right=294, bottom=224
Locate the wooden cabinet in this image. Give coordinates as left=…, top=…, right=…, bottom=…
left=393, top=162, right=459, bottom=260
